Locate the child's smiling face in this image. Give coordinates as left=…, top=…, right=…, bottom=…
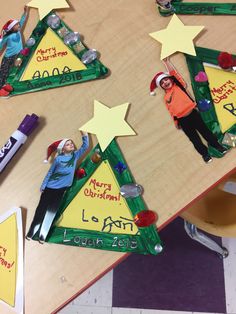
left=12, top=23, right=20, bottom=32
left=62, top=140, right=75, bottom=153
left=160, top=77, right=173, bottom=90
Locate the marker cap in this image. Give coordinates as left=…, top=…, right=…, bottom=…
left=17, top=114, right=39, bottom=136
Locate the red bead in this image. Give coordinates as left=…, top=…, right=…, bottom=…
left=76, top=168, right=86, bottom=178
left=134, top=210, right=158, bottom=227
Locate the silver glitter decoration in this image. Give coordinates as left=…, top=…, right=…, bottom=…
left=64, top=32, right=80, bottom=45
left=120, top=184, right=143, bottom=199
left=26, top=37, right=36, bottom=47
left=47, top=14, right=61, bottom=29
left=81, top=49, right=98, bottom=64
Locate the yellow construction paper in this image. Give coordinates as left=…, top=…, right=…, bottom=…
left=57, top=160, right=139, bottom=235
left=0, top=214, right=17, bottom=307
left=204, top=64, right=236, bottom=132
left=20, top=28, right=86, bottom=81
left=79, top=100, right=136, bottom=152
left=27, top=0, right=69, bottom=20
left=149, top=14, right=204, bottom=59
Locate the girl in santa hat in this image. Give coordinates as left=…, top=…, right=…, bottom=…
left=150, top=57, right=227, bottom=163
left=26, top=131, right=90, bottom=243
left=0, top=5, right=29, bottom=97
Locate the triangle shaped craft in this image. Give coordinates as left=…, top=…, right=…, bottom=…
left=0, top=207, right=23, bottom=314
left=185, top=46, right=236, bottom=156
left=31, top=140, right=162, bottom=255
left=157, top=1, right=236, bottom=16
left=6, top=12, right=108, bottom=96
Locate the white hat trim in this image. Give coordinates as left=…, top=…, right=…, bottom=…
left=6, top=20, right=19, bottom=32
left=156, top=73, right=170, bottom=86
left=57, top=138, right=69, bottom=153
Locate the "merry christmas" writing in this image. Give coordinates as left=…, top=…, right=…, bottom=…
left=83, top=178, right=121, bottom=202
left=211, top=80, right=236, bottom=104
left=0, top=245, right=15, bottom=270
left=36, top=47, right=68, bottom=62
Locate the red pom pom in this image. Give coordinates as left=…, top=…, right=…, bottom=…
left=217, top=52, right=234, bottom=69
left=76, top=168, right=86, bottom=179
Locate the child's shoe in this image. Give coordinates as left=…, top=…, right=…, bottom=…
left=216, top=145, right=228, bottom=155
left=202, top=154, right=213, bottom=163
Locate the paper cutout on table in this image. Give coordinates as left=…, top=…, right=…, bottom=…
left=79, top=100, right=136, bottom=152
left=57, top=160, right=139, bottom=235
left=44, top=140, right=162, bottom=255
left=157, top=1, right=236, bottom=17
left=149, top=14, right=204, bottom=59
left=21, top=28, right=86, bottom=81
left=27, top=0, right=69, bottom=20
left=203, top=64, right=236, bottom=132
left=0, top=207, right=23, bottom=314
left=6, top=12, right=108, bottom=96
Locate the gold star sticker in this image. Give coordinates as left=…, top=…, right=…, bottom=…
left=79, top=100, right=136, bottom=151
left=149, top=14, right=204, bottom=59
left=27, top=0, right=70, bottom=20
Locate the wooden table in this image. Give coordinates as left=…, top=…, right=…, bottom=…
left=0, top=1, right=236, bottom=313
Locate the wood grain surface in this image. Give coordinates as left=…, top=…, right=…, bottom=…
left=0, top=0, right=236, bottom=313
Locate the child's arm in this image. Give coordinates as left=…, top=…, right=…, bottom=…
left=40, top=160, right=57, bottom=192
left=19, top=6, right=29, bottom=28
left=162, top=57, right=187, bottom=88
left=75, top=132, right=89, bottom=159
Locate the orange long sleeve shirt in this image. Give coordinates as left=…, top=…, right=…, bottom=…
left=164, top=70, right=196, bottom=124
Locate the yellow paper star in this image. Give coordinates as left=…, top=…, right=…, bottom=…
left=27, top=0, right=70, bottom=20
left=149, top=14, right=204, bottom=59
left=79, top=100, right=136, bottom=151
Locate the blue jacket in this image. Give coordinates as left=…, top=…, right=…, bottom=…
left=0, top=13, right=26, bottom=57
left=41, top=135, right=89, bottom=190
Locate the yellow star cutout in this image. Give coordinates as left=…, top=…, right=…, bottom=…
left=149, top=14, right=204, bottom=59
left=27, top=0, right=70, bottom=20
left=79, top=100, right=136, bottom=151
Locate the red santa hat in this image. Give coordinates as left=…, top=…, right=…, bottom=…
left=0, top=19, right=19, bottom=38
left=44, top=138, right=69, bottom=163
left=150, top=72, right=170, bottom=96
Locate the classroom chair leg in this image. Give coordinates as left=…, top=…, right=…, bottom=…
left=184, top=221, right=229, bottom=258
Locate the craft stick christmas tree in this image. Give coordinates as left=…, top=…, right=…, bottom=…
left=6, top=1, right=108, bottom=96
left=31, top=101, right=162, bottom=255
left=185, top=47, right=236, bottom=151
left=0, top=208, right=23, bottom=314
left=156, top=0, right=236, bottom=16
left=149, top=15, right=231, bottom=161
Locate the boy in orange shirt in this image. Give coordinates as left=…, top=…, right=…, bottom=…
left=150, top=58, right=227, bottom=163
